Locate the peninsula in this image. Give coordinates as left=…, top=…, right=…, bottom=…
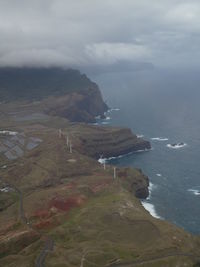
left=0, top=68, right=199, bottom=267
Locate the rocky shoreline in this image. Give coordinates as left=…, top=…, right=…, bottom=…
left=70, top=124, right=151, bottom=159
left=0, top=69, right=200, bottom=266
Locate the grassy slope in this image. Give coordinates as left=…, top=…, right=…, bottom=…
left=0, top=118, right=200, bottom=267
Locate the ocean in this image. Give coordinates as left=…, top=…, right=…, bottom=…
left=92, top=68, right=200, bottom=235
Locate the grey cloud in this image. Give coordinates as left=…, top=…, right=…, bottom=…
left=0, top=0, right=200, bottom=70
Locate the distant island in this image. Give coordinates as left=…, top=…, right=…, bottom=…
left=0, top=68, right=200, bottom=267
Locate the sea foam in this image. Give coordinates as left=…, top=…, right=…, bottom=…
left=151, top=137, right=169, bottom=141
left=137, top=134, right=144, bottom=138
left=98, top=151, right=134, bottom=164
left=98, top=148, right=152, bottom=164
left=147, top=182, right=157, bottom=200
left=141, top=201, right=162, bottom=219
left=188, top=189, right=200, bottom=196
left=107, top=108, right=120, bottom=112
left=167, top=143, right=187, bottom=149
left=105, top=116, right=111, bottom=120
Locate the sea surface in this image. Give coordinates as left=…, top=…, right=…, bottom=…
left=92, top=68, right=200, bottom=235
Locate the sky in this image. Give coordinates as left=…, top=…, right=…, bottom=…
left=0, top=0, right=200, bottom=70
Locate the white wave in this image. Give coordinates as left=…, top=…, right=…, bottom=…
left=156, top=173, right=162, bottom=177
left=107, top=108, right=120, bottom=113
left=137, top=134, right=144, bottom=138
left=146, top=182, right=157, bottom=200
left=141, top=201, right=162, bottom=219
left=0, top=130, right=18, bottom=136
left=134, top=148, right=153, bottom=153
left=188, top=189, right=200, bottom=196
left=149, top=182, right=157, bottom=193
left=102, top=122, right=110, bottom=125
left=98, top=152, right=133, bottom=164
left=151, top=137, right=169, bottom=141
left=167, top=143, right=187, bottom=149
left=105, top=116, right=111, bottom=120
left=98, top=148, right=152, bottom=164
left=98, top=158, right=107, bottom=164
left=95, top=115, right=101, bottom=119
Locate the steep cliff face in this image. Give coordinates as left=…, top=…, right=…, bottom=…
left=1, top=125, right=200, bottom=267
left=0, top=68, right=96, bottom=101
left=1, top=69, right=200, bottom=267
left=70, top=124, right=151, bottom=159
left=118, top=168, right=149, bottom=198
left=0, top=67, right=108, bottom=123
left=44, top=86, right=108, bottom=123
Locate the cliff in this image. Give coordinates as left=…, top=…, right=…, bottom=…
left=0, top=68, right=96, bottom=101
left=0, top=67, right=108, bottom=122
left=43, top=86, right=108, bottom=123
left=70, top=124, right=151, bottom=158
left=0, top=70, right=200, bottom=267
left=118, top=167, right=149, bottom=198
left=0, top=124, right=200, bottom=267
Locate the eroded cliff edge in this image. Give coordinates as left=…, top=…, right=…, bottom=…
left=0, top=68, right=200, bottom=266
left=70, top=124, right=151, bottom=159
left=0, top=124, right=200, bottom=267
left=0, top=67, right=108, bottom=123
left=44, top=86, right=108, bottom=123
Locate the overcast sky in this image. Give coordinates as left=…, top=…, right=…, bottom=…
left=0, top=0, right=200, bottom=70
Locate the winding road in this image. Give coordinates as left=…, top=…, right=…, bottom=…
left=0, top=179, right=54, bottom=267
left=35, top=237, right=54, bottom=267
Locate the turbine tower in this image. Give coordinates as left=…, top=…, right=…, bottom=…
left=58, top=129, right=62, bottom=138
left=69, top=142, right=73, bottom=153
left=66, top=135, right=69, bottom=146
left=114, top=167, right=116, bottom=179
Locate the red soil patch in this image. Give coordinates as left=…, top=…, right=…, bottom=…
left=33, top=219, right=53, bottom=230
left=32, top=195, right=86, bottom=230
left=49, top=195, right=86, bottom=212
left=33, top=209, right=50, bottom=219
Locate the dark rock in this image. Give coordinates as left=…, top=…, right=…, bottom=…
left=44, top=86, right=108, bottom=123
left=71, top=124, right=151, bottom=159
left=118, top=168, right=149, bottom=199
left=135, top=186, right=149, bottom=199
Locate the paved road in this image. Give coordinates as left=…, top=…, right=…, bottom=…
left=2, top=178, right=200, bottom=267
left=35, top=237, right=54, bottom=267
left=1, top=179, right=54, bottom=267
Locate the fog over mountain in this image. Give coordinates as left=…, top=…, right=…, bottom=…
left=0, top=0, right=200, bottom=71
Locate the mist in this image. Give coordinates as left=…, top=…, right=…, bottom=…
left=0, top=0, right=200, bottom=71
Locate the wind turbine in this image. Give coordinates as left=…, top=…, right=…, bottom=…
left=69, top=142, right=73, bottom=153
left=113, top=167, right=117, bottom=179
left=58, top=129, right=62, bottom=138
left=66, top=135, right=69, bottom=146
left=103, top=162, right=106, bottom=170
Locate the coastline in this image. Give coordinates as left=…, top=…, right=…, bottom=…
left=1, top=69, right=200, bottom=266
